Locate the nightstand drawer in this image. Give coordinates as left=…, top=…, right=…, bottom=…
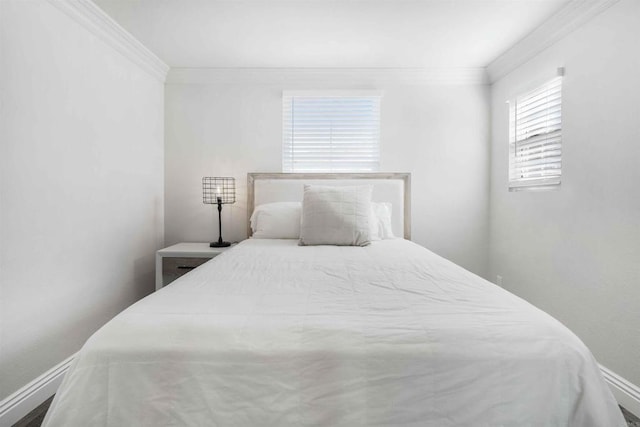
left=156, top=243, right=236, bottom=291
left=162, top=257, right=209, bottom=285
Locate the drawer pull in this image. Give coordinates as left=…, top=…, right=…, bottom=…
left=177, top=265, right=197, bottom=270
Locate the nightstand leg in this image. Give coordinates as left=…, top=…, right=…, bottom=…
left=155, top=253, right=163, bottom=291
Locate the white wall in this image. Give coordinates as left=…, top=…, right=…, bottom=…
left=165, top=71, right=490, bottom=277
left=0, top=0, right=165, bottom=400
left=490, top=0, right=640, bottom=385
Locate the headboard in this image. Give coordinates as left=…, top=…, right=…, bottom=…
left=247, top=173, right=411, bottom=239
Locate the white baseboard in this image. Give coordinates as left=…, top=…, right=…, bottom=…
left=601, top=364, right=640, bottom=419
left=0, top=354, right=75, bottom=427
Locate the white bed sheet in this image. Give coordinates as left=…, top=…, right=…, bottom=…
left=44, top=239, right=624, bottom=426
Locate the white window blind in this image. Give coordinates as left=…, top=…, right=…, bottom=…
left=509, top=76, right=562, bottom=190
left=283, top=92, right=381, bottom=173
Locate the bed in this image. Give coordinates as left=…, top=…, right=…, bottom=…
left=43, top=173, right=624, bottom=427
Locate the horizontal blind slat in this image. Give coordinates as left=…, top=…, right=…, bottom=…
left=513, top=130, right=561, bottom=149
left=515, top=109, right=562, bottom=130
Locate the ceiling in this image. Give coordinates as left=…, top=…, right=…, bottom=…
left=94, top=0, right=570, bottom=69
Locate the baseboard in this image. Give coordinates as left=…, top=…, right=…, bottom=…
left=601, top=364, right=640, bottom=419
left=0, top=354, right=75, bottom=427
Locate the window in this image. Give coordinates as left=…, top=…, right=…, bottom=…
left=509, top=76, right=562, bottom=190
left=283, top=91, right=381, bottom=173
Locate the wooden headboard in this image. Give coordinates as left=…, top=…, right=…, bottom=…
left=247, top=173, right=411, bottom=239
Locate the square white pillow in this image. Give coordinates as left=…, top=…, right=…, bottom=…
left=250, top=202, right=301, bottom=239
left=299, top=185, right=373, bottom=246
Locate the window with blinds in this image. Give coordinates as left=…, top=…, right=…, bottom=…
left=509, top=76, right=562, bottom=190
left=282, top=92, right=381, bottom=173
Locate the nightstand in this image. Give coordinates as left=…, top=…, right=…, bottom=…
left=155, top=242, right=235, bottom=290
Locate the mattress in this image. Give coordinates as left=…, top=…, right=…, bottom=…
left=43, top=239, right=625, bottom=426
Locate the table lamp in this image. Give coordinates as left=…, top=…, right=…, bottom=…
left=202, top=177, right=236, bottom=247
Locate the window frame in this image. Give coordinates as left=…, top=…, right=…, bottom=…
left=282, top=90, right=383, bottom=173
left=508, top=74, right=563, bottom=191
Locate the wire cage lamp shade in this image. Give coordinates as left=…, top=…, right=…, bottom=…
left=202, top=177, right=236, bottom=247
left=203, top=177, right=236, bottom=204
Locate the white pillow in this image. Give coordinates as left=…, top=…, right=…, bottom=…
left=370, top=202, right=395, bottom=240
left=299, top=185, right=373, bottom=246
left=250, top=202, right=301, bottom=239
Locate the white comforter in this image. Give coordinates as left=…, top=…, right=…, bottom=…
left=44, top=239, right=624, bottom=426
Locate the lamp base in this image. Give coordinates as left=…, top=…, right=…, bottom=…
left=210, top=241, right=231, bottom=248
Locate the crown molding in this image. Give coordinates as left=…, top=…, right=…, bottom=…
left=166, top=67, right=489, bottom=86
left=46, top=0, right=169, bottom=82
left=487, top=0, right=620, bottom=83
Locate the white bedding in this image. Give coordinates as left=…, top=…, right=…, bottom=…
left=44, top=239, right=624, bottom=426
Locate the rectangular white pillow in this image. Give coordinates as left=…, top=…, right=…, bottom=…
left=250, top=202, right=301, bottom=239
left=370, top=202, right=395, bottom=240
left=250, top=201, right=394, bottom=241
left=299, top=185, right=372, bottom=246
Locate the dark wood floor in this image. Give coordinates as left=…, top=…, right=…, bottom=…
left=13, top=395, right=640, bottom=427
left=12, top=396, right=53, bottom=427
left=623, top=406, right=640, bottom=427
